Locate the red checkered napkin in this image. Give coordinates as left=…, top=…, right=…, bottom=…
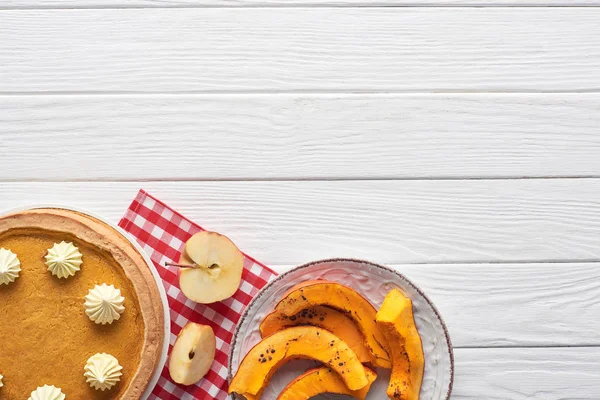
left=118, top=190, right=278, bottom=400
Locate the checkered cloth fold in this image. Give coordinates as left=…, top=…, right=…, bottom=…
left=119, top=190, right=278, bottom=399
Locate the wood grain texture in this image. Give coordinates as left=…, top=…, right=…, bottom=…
left=1, top=8, right=600, bottom=92
left=453, top=347, right=600, bottom=399
left=270, top=263, right=600, bottom=347
left=3, top=94, right=600, bottom=180
left=3, top=0, right=599, bottom=7
left=2, top=180, right=600, bottom=265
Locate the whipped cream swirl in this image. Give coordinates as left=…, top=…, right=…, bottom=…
left=45, top=241, right=83, bottom=279
left=28, top=385, right=65, bottom=400
left=0, top=248, right=21, bottom=285
left=84, top=283, right=125, bottom=325
left=0, top=373, right=3, bottom=388
left=84, top=353, right=123, bottom=391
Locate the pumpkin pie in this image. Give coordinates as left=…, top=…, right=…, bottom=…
left=0, top=208, right=164, bottom=399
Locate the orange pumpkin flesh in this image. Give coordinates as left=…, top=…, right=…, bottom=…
left=260, top=305, right=374, bottom=364
left=261, top=280, right=391, bottom=368
left=229, top=326, right=369, bottom=398
left=376, top=289, right=424, bottom=400
left=277, top=366, right=377, bottom=400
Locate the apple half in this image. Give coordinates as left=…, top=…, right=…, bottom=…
left=179, top=231, right=244, bottom=304
left=169, top=322, right=216, bottom=385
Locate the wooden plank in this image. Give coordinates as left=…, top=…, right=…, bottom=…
left=400, top=263, right=600, bottom=348
left=3, top=94, right=600, bottom=180
left=1, top=8, right=600, bottom=92
left=2, top=0, right=599, bottom=7
left=271, top=263, right=600, bottom=347
left=2, top=180, right=600, bottom=265
left=453, top=347, right=600, bottom=399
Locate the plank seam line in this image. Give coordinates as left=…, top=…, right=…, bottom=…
left=3, top=89, right=600, bottom=96
left=273, top=260, right=600, bottom=267
left=2, top=176, right=599, bottom=183
left=1, top=4, right=600, bottom=10
left=454, top=344, right=600, bottom=349
left=242, top=259, right=600, bottom=265
left=2, top=92, right=600, bottom=100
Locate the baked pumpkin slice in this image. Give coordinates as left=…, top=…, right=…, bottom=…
left=229, top=326, right=368, bottom=399
left=277, top=366, right=377, bottom=400
left=260, top=280, right=391, bottom=368
left=376, top=289, right=424, bottom=400
left=261, top=305, right=373, bottom=364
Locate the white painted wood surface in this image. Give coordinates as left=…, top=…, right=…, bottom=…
left=3, top=94, right=600, bottom=180
left=453, top=347, right=600, bottom=399
left=3, top=0, right=599, bottom=6
left=2, top=0, right=600, bottom=397
left=2, top=8, right=600, bottom=93
left=3, top=180, right=600, bottom=265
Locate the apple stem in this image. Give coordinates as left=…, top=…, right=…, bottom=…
left=165, top=262, right=198, bottom=269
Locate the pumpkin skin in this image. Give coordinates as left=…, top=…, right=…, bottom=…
left=261, top=280, right=391, bottom=368
left=376, top=289, right=424, bottom=400
left=260, top=305, right=374, bottom=364
left=229, top=326, right=369, bottom=399
left=277, top=366, right=377, bottom=400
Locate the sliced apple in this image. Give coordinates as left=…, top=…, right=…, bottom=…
left=179, top=231, right=244, bottom=304
left=261, top=280, right=391, bottom=368
left=169, top=322, right=216, bottom=385
left=376, top=289, right=424, bottom=400
left=277, top=366, right=377, bottom=400
left=229, top=326, right=369, bottom=399
left=261, top=305, right=374, bottom=364
left=179, top=246, right=194, bottom=265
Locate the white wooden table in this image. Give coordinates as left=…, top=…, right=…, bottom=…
left=2, top=1, right=600, bottom=398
